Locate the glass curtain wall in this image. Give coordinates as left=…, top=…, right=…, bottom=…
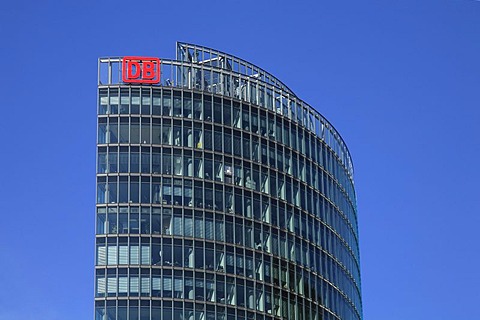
left=96, top=46, right=362, bottom=320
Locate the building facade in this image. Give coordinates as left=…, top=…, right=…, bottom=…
left=95, top=43, right=362, bottom=320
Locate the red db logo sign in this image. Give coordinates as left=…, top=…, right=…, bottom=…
left=122, top=56, right=161, bottom=84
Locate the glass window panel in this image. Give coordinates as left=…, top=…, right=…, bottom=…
left=233, top=105, right=241, bottom=128
left=108, top=123, right=118, bottom=143
left=214, top=101, right=222, bottom=123
left=162, top=124, right=172, bottom=145
left=184, top=127, right=193, bottom=148
left=97, top=183, right=107, bottom=204
left=108, top=182, right=117, bottom=203
left=204, top=97, right=212, bottom=121
left=130, top=246, right=139, bottom=265
left=204, top=129, right=212, bottom=151
left=130, top=123, right=140, bottom=144
left=99, top=90, right=108, bottom=114
left=194, top=129, right=202, bottom=149
left=173, top=126, right=182, bottom=146
left=119, top=152, right=128, bottom=172
left=141, top=123, right=150, bottom=144
left=119, top=182, right=128, bottom=203
left=195, top=216, right=204, bottom=237
left=204, top=159, right=213, bottom=180
left=173, top=215, right=183, bottom=235
left=130, top=182, right=139, bottom=203
left=224, top=133, right=232, bottom=154
left=98, top=124, right=107, bottom=144
left=163, top=91, right=172, bottom=116
left=233, top=135, right=241, bottom=156
left=163, top=154, right=172, bottom=174
left=215, top=219, right=224, bottom=242
left=243, top=137, right=250, bottom=159
left=184, top=216, right=193, bottom=237
left=141, top=246, right=150, bottom=265
left=214, top=161, right=223, bottom=182
left=141, top=153, right=150, bottom=173
left=242, top=108, right=250, bottom=131
left=184, top=95, right=192, bottom=118
left=194, top=95, right=202, bottom=120
left=130, top=153, right=140, bottom=173
left=214, top=131, right=222, bottom=152
left=223, top=102, right=231, bottom=126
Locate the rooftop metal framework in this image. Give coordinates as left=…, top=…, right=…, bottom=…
left=176, top=42, right=296, bottom=96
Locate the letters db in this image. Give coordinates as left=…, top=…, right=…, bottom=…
left=122, top=57, right=161, bottom=84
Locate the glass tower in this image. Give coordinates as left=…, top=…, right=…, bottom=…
left=95, top=43, right=362, bottom=320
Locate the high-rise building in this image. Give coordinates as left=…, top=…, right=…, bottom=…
left=95, top=43, right=362, bottom=320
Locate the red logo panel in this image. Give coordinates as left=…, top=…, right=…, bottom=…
left=122, top=56, right=161, bottom=84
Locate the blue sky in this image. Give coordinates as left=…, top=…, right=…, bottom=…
left=0, top=0, right=479, bottom=319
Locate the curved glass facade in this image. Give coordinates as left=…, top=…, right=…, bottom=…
left=95, top=43, right=362, bottom=320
